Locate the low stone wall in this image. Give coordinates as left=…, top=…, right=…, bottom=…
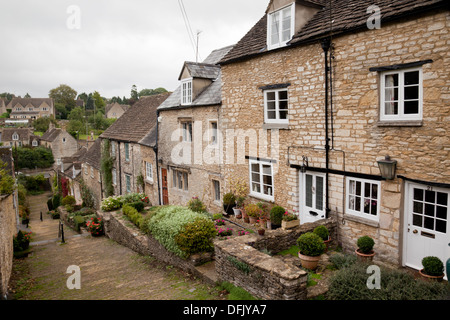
left=215, top=218, right=338, bottom=300
left=0, top=195, right=16, bottom=299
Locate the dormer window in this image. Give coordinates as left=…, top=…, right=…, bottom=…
left=181, top=78, right=193, bottom=105
left=12, top=133, right=19, bottom=141
left=268, top=4, right=295, bottom=50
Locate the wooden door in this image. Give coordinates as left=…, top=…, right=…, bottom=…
left=161, top=168, right=169, bottom=205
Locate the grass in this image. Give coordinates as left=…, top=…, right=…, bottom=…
left=219, top=281, right=258, bottom=300
left=277, top=244, right=300, bottom=257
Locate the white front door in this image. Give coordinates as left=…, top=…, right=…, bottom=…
left=300, top=172, right=326, bottom=224
left=404, top=182, right=450, bottom=279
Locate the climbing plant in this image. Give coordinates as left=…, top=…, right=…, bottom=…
left=101, top=139, right=114, bottom=197
left=80, top=178, right=95, bottom=208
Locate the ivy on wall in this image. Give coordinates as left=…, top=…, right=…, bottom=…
left=80, top=178, right=95, bottom=208
left=100, top=139, right=114, bottom=198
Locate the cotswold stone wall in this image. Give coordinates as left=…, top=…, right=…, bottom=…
left=220, top=10, right=449, bottom=267
left=0, top=195, right=16, bottom=299
left=215, top=219, right=336, bottom=300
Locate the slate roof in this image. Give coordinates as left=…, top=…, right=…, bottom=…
left=105, top=102, right=130, bottom=115
left=80, top=139, right=101, bottom=169
left=100, top=93, right=170, bottom=143
left=220, top=0, right=448, bottom=65
left=158, top=45, right=234, bottom=111
left=0, top=128, right=33, bottom=142
left=41, top=128, right=62, bottom=142
left=7, top=98, right=54, bottom=109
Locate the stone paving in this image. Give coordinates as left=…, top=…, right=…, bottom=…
left=9, top=193, right=225, bottom=300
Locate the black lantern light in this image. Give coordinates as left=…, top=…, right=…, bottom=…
left=377, top=155, right=397, bottom=180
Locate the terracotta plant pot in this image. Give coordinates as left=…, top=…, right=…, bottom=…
left=249, top=216, right=257, bottom=224
left=355, top=249, right=375, bottom=262
left=258, top=229, right=265, bottom=236
left=419, top=269, right=445, bottom=282
left=298, top=252, right=321, bottom=270
left=324, top=237, right=332, bottom=252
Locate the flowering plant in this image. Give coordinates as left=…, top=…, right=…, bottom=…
left=282, top=211, right=298, bottom=221
left=101, top=196, right=123, bottom=212
left=215, top=219, right=226, bottom=226
left=238, top=230, right=250, bottom=236
left=141, top=196, right=150, bottom=204
left=13, top=231, right=32, bottom=252
left=86, top=217, right=104, bottom=236
left=216, top=226, right=233, bottom=237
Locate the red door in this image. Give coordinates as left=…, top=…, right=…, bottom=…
left=161, top=168, right=169, bottom=205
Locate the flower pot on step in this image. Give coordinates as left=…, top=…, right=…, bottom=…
left=298, top=252, right=321, bottom=270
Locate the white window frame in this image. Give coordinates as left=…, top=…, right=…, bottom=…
left=181, top=78, right=193, bottom=106
left=12, top=133, right=19, bottom=141
left=267, top=4, right=295, bottom=50
left=380, top=67, right=423, bottom=122
left=145, top=161, right=153, bottom=182
left=111, top=141, right=116, bottom=157
left=181, top=121, right=193, bottom=142
left=209, top=120, right=218, bottom=146
left=125, top=174, right=132, bottom=193
left=346, top=177, right=381, bottom=222
left=125, top=143, right=130, bottom=162
left=112, top=168, right=117, bottom=186
left=264, top=89, right=289, bottom=124
left=249, top=158, right=274, bottom=202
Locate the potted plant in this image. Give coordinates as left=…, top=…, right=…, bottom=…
left=223, top=192, right=236, bottom=216
left=258, top=228, right=265, bottom=236
left=270, top=205, right=285, bottom=229
left=297, top=232, right=326, bottom=270
left=245, top=203, right=261, bottom=224
left=281, top=211, right=299, bottom=230
left=233, top=196, right=246, bottom=216
left=355, top=236, right=375, bottom=261
left=313, top=225, right=331, bottom=251
left=419, top=256, right=445, bottom=281
left=86, top=217, right=104, bottom=237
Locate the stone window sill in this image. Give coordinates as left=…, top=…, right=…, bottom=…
left=262, top=123, right=290, bottom=130
left=343, top=213, right=380, bottom=228
left=377, top=120, right=423, bottom=127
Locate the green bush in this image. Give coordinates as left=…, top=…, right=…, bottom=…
left=422, top=256, right=444, bottom=276
left=148, top=206, right=213, bottom=258
left=128, top=201, right=145, bottom=213
left=357, top=236, right=375, bottom=254
left=244, top=203, right=261, bottom=218
left=187, top=197, right=207, bottom=213
left=313, top=225, right=329, bottom=241
left=327, top=262, right=448, bottom=300
left=219, top=281, right=258, bottom=300
left=123, top=204, right=143, bottom=228
left=270, top=206, right=285, bottom=225
left=329, top=253, right=357, bottom=269
left=47, top=198, right=54, bottom=211
left=175, top=217, right=216, bottom=256
left=52, top=194, right=62, bottom=209
left=223, top=193, right=236, bottom=206
left=297, top=232, right=326, bottom=257
left=13, top=146, right=54, bottom=169
left=62, top=195, right=76, bottom=206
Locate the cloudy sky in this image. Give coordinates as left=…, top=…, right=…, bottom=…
left=0, top=0, right=268, bottom=99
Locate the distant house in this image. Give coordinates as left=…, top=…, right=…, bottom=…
left=0, top=128, right=39, bottom=148
left=7, top=98, right=54, bottom=120
left=58, top=146, right=87, bottom=206
left=0, top=98, right=7, bottom=115
left=100, top=93, right=170, bottom=203
left=40, top=124, right=78, bottom=166
left=79, top=139, right=103, bottom=209
left=105, top=102, right=130, bottom=119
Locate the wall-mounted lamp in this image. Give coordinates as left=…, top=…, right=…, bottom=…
left=377, top=155, right=397, bottom=180
left=300, top=156, right=309, bottom=173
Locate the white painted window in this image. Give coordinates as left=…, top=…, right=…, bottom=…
left=145, top=162, right=153, bottom=182
left=264, top=89, right=289, bottom=124
left=380, top=67, right=423, bottom=121
left=12, top=133, right=19, bottom=141
left=249, top=159, right=274, bottom=201
left=125, top=174, right=132, bottom=193
left=182, top=122, right=193, bottom=142
left=346, top=177, right=381, bottom=222
left=112, top=168, right=117, bottom=185
left=267, top=4, right=295, bottom=50
left=181, top=79, right=193, bottom=105
left=32, top=140, right=38, bottom=147
left=209, top=121, right=218, bottom=146
left=172, top=170, right=188, bottom=191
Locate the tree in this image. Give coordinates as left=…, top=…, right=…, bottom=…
left=24, top=93, right=31, bottom=98
left=130, top=85, right=138, bottom=100
left=68, top=106, right=86, bottom=123
left=92, top=91, right=106, bottom=112
left=32, top=116, right=57, bottom=133
left=49, top=84, right=77, bottom=111
left=138, top=87, right=168, bottom=97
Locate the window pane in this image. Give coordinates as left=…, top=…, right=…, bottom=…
left=435, top=219, right=446, bottom=233
left=364, top=183, right=371, bottom=198
left=262, top=164, right=271, bottom=175
left=414, top=188, right=423, bottom=201
left=413, top=201, right=423, bottom=214
left=263, top=174, right=272, bottom=186
left=306, top=175, right=313, bottom=207
left=349, top=195, right=355, bottom=210
left=266, top=92, right=276, bottom=101
left=251, top=163, right=260, bottom=173
left=355, top=196, right=361, bottom=211
left=355, top=181, right=361, bottom=196
left=316, top=177, right=323, bottom=210
left=404, top=86, right=419, bottom=100
left=372, top=184, right=378, bottom=198
left=349, top=180, right=356, bottom=195
left=425, top=190, right=435, bottom=203
left=404, top=101, right=419, bottom=115
left=385, top=102, right=399, bottom=115
left=253, top=183, right=261, bottom=193
left=385, top=74, right=399, bottom=87
left=279, top=100, right=288, bottom=110
left=437, top=192, right=448, bottom=206
left=278, top=90, right=288, bottom=100
left=413, top=214, right=422, bottom=227
left=436, top=206, right=447, bottom=220
left=371, top=201, right=378, bottom=216
left=279, top=111, right=288, bottom=120
left=425, top=204, right=435, bottom=217
left=404, top=71, right=419, bottom=85
left=268, top=111, right=276, bottom=119
left=252, top=172, right=260, bottom=183
left=267, top=101, right=276, bottom=110
left=264, top=185, right=273, bottom=196
left=424, top=217, right=434, bottom=230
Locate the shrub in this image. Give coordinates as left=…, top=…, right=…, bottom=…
left=52, top=193, right=62, bottom=209
left=123, top=204, right=143, bottom=228
left=244, top=204, right=261, bottom=218
left=297, top=232, right=326, bottom=257
left=313, top=225, right=329, bottom=241
left=422, top=256, right=444, bottom=276
left=101, top=196, right=123, bottom=211
left=47, top=198, right=54, bottom=211
left=85, top=217, right=104, bottom=236
left=327, top=262, right=448, bottom=300
left=175, top=218, right=217, bottom=256
left=357, top=236, right=375, bottom=254
left=13, top=231, right=32, bottom=252
left=282, top=211, right=298, bottom=221
left=128, top=201, right=145, bottom=213
left=270, top=206, right=285, bottom=225
left=62, top=195, right=76, bottom=206
left=50, top=210, right=60, bottom=219
left=148, top=206, right=213, bottom=258
left=212, top=213, right=223, bottom=220
left=329, top=253, right=357, bottom=270
left=216, top=227, right=233, bottom=237
left=121, top=193, right=146, bottom=205
left=223, top=192, right=236, bottom=206
left=187, top=197, right=207, bottom=213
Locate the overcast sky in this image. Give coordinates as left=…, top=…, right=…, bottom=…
left=0, top=0, right=268, bottom=99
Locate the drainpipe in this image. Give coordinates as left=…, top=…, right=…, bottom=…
left=155, top=110, right=162, bottom=206
left=321, top=37, right=331, bottom=219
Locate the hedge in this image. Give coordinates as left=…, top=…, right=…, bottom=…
left=147, top=206, right=215, bottom=259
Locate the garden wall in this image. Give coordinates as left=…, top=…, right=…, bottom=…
left=0, top=195, right=16, bottom=299
left=214, top=218, right=337, bottom=300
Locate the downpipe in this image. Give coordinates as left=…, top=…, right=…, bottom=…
left=321, top=37, right=331, bottom=219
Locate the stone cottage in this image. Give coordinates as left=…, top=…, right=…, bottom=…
left=78, top=139, right=103, bottom=209
left=219, top=0, right=449, bottom=273
left=100, top=93, right=170, bottom=200
left=105, top=102, right=130, bottom=119
left=157, top=45, right=234, bottom=212
left=7, top=98, right=54, bottom=120
left=40, top=124, right=78, bottom=167
left=0, top=128, right=40, bottom=148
